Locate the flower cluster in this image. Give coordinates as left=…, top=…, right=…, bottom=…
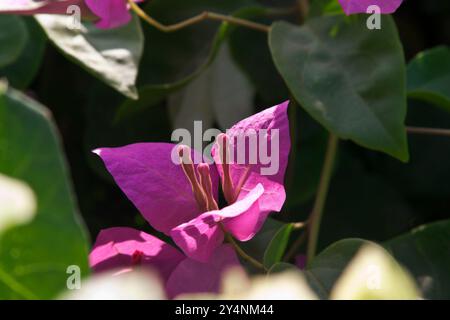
left=90, top=101, right=290, bottom=297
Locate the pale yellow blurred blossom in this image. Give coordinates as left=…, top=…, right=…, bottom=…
left=180, top=267, right=318, bottom=300
left=62, top=269, right=166, bottom=300
left=331, top=244, right=421, bottom=300
left=0, top=173, right=36, bottom=234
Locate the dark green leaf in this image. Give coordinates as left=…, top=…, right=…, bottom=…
left=306, top=238, right=370, bottom=297
left=384, top=219, right=450, bottom=299
left=0, top=87, right=90, bottom=299
left=263, top=223, right=294, bottom=269
left=0, top=18, right=46, bottom=89
left=0, top=16, right=27, bottom=69
left=269, top=16, right=409, bottom=161
left=407, top=46, right=450, bottom=111
left=240, top=218, right=285, bottom=264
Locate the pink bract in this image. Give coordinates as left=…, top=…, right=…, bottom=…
left=94, top=101, right=291, bottom=262
left=338, top=0, right=404, bottom=15
left=89, top=227, right=240, bottom=298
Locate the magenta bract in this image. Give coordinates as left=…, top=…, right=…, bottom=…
left=94, top=101, right=290, bottom=263
left=89, top=227, right=240, bottom=298
left=338, top=0, right=404, bottom=15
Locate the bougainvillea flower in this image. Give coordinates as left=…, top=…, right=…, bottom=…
left=94, top=101, right=290, bottom=262
left=90, top=227, right=241, bottom=298
left=0, top=0, right=142, bottom=29
left=338, top=0, right=403, bottom=15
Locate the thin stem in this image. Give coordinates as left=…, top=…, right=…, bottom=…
left=219, top=224, right=265, bottom=271
left=306, top=134, right=339, bottom=265
left=297, top=0, right=310, bottom=22
left=128, top=0, right=270, bottom=33
left=266, top=6, right=298, bottom=16
left=225, top=233, right=266, bottom=271
left=284, top=229, right=307, bottom=262
left=407, top=126, right=450, bottom=137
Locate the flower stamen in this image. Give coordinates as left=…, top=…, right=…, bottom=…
left=197, top=163, right=219, bottom=211
left=217, top=134, right=235, bottom=204
left=178, top=146, right=208, bottom=212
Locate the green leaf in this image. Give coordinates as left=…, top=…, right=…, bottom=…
left=269, top=16, right=409, bottom=161
left=0, top=16, right=27, bottom=69
left=384, top=219, right=450, bottom=299
left=0, top=87, right=90, bottom=299
left=35, top=14, right=144, bottom=99
left=0, top=18, right=46, bottom=89
left=240, top=218, right=285, bottom=264
left=263, top=223, right=294, bottom=269
left=407, top=46, right=450, bottom=111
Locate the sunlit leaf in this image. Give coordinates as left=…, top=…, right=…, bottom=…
left=0, top=87, right=89, bottom=299
left=36, top=13, right=144, bottom=99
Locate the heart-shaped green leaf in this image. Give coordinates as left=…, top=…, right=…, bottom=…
left=269, top=16, right=409, bottom=161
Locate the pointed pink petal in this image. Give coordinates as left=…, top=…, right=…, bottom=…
left=221, top=184, right=269, bottom=241
left=338, top=0, right=403, bottom=15
left=89, top=227, right=184, bottom=282
left=212, top=101, right=290, bottom=238
left=170, top=184, right=264, bottom=261
left=170, top=212, right=224, bottom=263
left=166, top=244, right=242, bottom=298
left=94, top=143, right=219, bottom=234
left=85, top=0, right=131, bottom=29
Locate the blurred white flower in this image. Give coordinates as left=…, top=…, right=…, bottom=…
left=62, top=269, right=166, bottom=300
left=0, top=173, right=36, bottom=234
left=180, top=267, right=318, bottom=300
left=331, top=243, right=421, bottom=300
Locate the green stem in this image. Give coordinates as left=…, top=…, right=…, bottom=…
left=225, top=233, right=266, bottom=271
left=306, top=134, right=339, bottom=265
left=128, top=0, right=270, bottom=33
